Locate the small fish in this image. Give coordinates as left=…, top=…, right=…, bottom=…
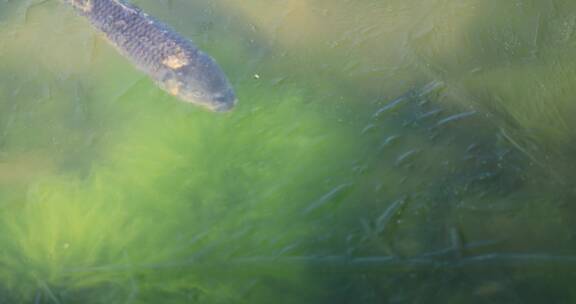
left=63, top=0, right=237, bottom=112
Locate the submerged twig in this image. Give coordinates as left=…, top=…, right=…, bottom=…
left=123, top=251, right=139, bottom=304
left=34, top=289, right=42, bottom=304
left=499, top=127, right=564, bottom=184
left=63, top=251, right=576, bottom=275
left=37, top=280, right=61, bottom=304
left=449, top=225, right=464, bottom=259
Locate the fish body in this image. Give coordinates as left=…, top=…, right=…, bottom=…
left=64, top=0, right=236, bottom=112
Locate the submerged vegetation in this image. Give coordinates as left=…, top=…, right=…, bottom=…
left=0, top=0, right=576, bottom=303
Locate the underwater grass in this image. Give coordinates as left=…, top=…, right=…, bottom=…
left=3, top=0, right=576, bottom=303
left=0, top=62, right=573, bottom=303
left=0, top=74, right=368, bottom=302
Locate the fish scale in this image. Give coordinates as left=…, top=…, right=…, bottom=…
left=63, top=0, right=237, bottom=112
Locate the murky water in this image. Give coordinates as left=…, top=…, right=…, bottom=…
left=1, top=0, right=576, bottom=303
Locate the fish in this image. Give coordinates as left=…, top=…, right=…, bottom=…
left=63, top=0, right=237, bottom=112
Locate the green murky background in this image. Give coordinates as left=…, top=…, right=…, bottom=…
left=1, top=0, right=576, bottom=303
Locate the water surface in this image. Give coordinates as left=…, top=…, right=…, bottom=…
left=0, top=0, right=575, bottom=303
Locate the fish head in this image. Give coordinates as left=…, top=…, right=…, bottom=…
left=159, top=51, right=237, bottom=112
